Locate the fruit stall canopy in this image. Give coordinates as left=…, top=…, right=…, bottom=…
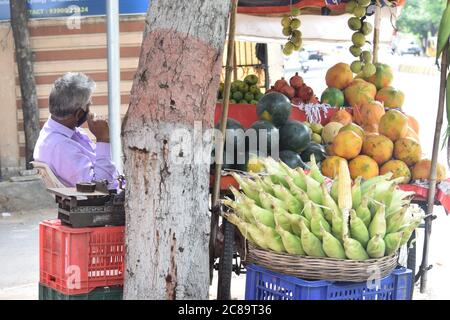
left=235, top=6, right=402, bottom=43
left=237, top=0, right=406, bottom=15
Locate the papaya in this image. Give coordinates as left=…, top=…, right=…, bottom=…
left=321, top=156, right=348, bottom=179
left=330, top=109, right=353, bottom=126
left=412, top=159, right=447, bottom=182
left=378, top=109, right=408, bottom=142
left=339, top=123, right=365, bottom=139
left=364, top=63, right=394, bottom=90
left=332, top=131, right=363, bottom=160
left=394, top=137, right=422, bottom=167
left=405, top=126, right=420, bottom=142
left=326, top=63, right=353, bottom=90
left=362, top=123, right=379, bottom=134
left=380, top=160, right=411, bottom=184
left=344, top=79, right=377, bottom=108
left=348, top=155, right=380, bottom=180
left=359, top=101, right=385, bottom=126
left=361, top=134, right=394, bottom=165
left=376, top=86, right=405, bottom=109
left=407, top=115, right=420, bottom=135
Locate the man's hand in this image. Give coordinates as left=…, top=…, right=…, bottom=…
left=88, top=113, right=110, bottom=143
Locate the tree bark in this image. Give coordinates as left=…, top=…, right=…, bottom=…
left=122, top=0, right=232, bottom=300
left=10, top=0, right=40, bottom=169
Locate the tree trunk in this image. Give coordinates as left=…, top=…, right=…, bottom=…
left=122, top=0, right=231, bottom=300
left=10, top=0, right=40, bottom=169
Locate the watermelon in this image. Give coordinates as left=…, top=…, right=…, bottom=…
left=300, top=142, right=327, bottom=164
left=280, top=120, right=311, bottom=153
left=248, top=120, right=280, bottom=157
left=256, top=92, right=292, bottom=127
left=214, top=118, right=245, bottom=153
left=279, top=150, right=309, bottom=169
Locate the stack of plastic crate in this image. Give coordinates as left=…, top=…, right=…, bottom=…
left=39, top=219, right=125, bottom=300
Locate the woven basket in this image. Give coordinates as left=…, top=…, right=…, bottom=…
left=246, top=242, right=399, bottom=282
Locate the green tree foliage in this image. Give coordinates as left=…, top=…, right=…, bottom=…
left=397, top=0, right=446, bottom=40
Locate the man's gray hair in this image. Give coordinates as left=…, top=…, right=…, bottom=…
left=49, top=72, right=96, bottom=119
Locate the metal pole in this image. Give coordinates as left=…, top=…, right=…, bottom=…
left=209, top=0, right=238, bottom=288
left=106, top=0, right=123, bottom=174
left=419, top=40, right=449, bottom=293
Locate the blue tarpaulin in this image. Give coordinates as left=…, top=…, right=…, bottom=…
left=0, top=0, right=151, bottom=21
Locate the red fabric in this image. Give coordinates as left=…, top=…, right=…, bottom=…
left=399, top=183, right=450, bottom=215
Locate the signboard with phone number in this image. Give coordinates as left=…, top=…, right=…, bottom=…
left=0, top=0, right=151, bottom=21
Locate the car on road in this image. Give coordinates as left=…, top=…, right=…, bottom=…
left=393, top=40, right=422, bottom=56
left=308, top=50, right=324, bottom=61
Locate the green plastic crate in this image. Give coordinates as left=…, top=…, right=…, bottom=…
left=39, top=284, right=123, bottom=300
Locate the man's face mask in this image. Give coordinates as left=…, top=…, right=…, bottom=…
left=76, top=109, right=89, bottom=127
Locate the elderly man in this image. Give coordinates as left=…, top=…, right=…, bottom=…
left=33, top=72, right=119, bottom=187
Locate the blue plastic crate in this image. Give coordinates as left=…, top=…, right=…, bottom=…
left=245, top=264, right=413, bottom=300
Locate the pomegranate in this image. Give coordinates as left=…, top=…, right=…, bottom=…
left=289, top=72, right=304, bottom=89
left=291, top=97, right=302, bottom=105
left=274, top=78, right=289, bottom=91
left=298, top=85, right=314, bottom=102
left=280, top=85, right=295, bottom=99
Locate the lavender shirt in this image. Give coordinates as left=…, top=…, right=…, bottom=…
left=33, top=118, right=119, bottom=187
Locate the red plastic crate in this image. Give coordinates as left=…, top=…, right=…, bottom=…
left=39, top=219, right=125, bottom=295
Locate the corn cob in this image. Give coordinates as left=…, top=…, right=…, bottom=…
left=259, top=191, right=289, bottom=212
left=273, top=206, right=293, bottom=233
left=299, top=220, right=326, bottom=257
left=305, top=174, right=323, bottom=205
left=285, top=175, right=309, bottom=206
left=331, top=177, right=339, bottom=203
left=272, top=184, right=303, bottom=214
left=343, top=235, right=369, bottom=261
left=361, top=172, right=393, bottom=194
left=308, top=154, right=326, bottom=184
left=386, top=207, right=408, bottom=234
left=254, top=220, right=286, bottom=253
left=231, top=173, right=261, bottom=205
left=321, top=223, right=346, bottom=259
left=275, top=224, right=305, bottom=255
left=366, top=234, right=386, bottom=259
left=225, top=213, right=268, bottom=250
left=338, top=161, right=352, bottom=239
left=349, top=209, right=370, bottom=248
left=384, top=231, right=404, bottom=256
left=351, top=177, right=362, bottom=210
left=369, top=203, right=387, bottom=238
left=321, top=183, right=340, bottom=224
left=310, top=203, right=331, bottom=240
left=399, top=217, right=423, bottom=246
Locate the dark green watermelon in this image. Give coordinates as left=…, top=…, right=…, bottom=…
left=280, top=120, right=311, bottom=153
left=300, top=142, right=327, bottom=164
left=279, top=150, right=309, bottom=169
left=256, top=92, right=292, bottom=127
left=215, top=118, right=245, bottom=153
left=248, top=120, right=280, bottom=157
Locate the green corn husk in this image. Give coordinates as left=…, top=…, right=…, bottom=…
left=262, top=158, right=290, bottom=188
left=253, top=175, right=275, bottom=196
left=259, top=191, right=289, bottom=211
left=299, top=221, right=326, bottom=257
left=321, top=183, right=339, bottom=224
left=374, top=183, right=396, bottom=208
left=384, top=231, right=404, bottom=256
left=279, top=161, right=307, bottom=191
left=273, top=206, right=293, bottom=233
left=331, top=178, right=339, bottom=203
left=400, top=217, right=423, bottom=246
left=294, top=167, right=309, bottom=191
left=272, top=184, right=303, bottom=214
left=386, top=207, right=408, bottom=234
left=285, top=176, right=309, bottom=206
left=275, top=224, right=305, bottom=255
left=331, top=205, right=344, bottom=242
left=289, top=213, right=311, bottom=237
left=223, top=198, right=255, bottom=223
left=366, top=234, right=386, bottom=258
left=361, top=172, right=393, bottom=194
left=231, top=173, right=261, bottom=205
left=356, top=196, right=371, bottom=228
left=350, top=209, right=370, bottom=248
left=351, top=177, right=362, bottom=210
left=306, top=174, right=323, bottom=205
left=387, top=190, right=415, bottom=217
left=310, top=203, right=331, bottom=240
left=343, top=235, right=369, bottom=261
left=302, top=200, right=324, bottom=222
left=255, top=220, right=286, bottom=253
left=247, top=201, right=275, bottom=228
left=369, top=203, right=387, bottom=238
left=308, top=154, right=325, bottom=184
left=321, top=223, right=346, bottom=259
left=225, top=214, right=268, bottom=250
